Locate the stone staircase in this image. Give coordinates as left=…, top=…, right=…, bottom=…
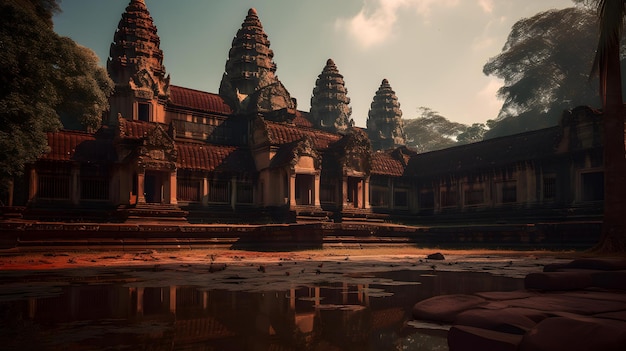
left=119, top=203, right=188, bottom=222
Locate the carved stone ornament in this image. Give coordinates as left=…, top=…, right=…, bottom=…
left=339, top=128, right=372, bottom=176
left=136, top=124, right=177, bottom=171
left=289, top=136, right=321, bottom=170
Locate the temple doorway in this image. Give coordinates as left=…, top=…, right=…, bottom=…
left=347, top=177, right=362, bottom=208
left=144, top=171, right=165, bottom=204
left=295, top=174, right=314, bottom=205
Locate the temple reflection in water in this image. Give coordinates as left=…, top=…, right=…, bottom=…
left=1, top=270, right=522, bottom=350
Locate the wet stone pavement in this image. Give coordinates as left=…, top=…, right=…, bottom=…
left=0, top=251, right=571, bottom=350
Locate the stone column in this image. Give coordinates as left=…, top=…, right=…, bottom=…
left=364, top=177, right=370, bottom=209
left=71, top=165, right=80, bottom=205
left=341, top=176, right=348, bottom=208
left=202, top=176, right=209, bottom=206
left=169, top=170, right=177, bottom=205
left=289, top=173, right=296, bottom=208
left=28, top=168, right=37, bottom=203
left=169, top=286, right=177, bottom=314
left=314, top=173, right=321, bottom=207
left=137, top=287, right=144, bottom=317
left=137, top=171, right=146, bottom=204
left=230, top=177, right=237, bottom=210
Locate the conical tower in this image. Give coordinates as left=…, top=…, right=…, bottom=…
left=107, top=0, right=170, bottom=124
left=367, top=79, right=406, bottom=150
left=310, top=59, right=353, bottom=133
left=219, top=8, right=294, bottom=116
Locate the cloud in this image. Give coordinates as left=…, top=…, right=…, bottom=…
left=336, top=0, right=459, bottom=49
left=477, top=0, right=494, bottom=13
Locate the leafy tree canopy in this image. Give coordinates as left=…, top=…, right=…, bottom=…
left=404, top=107, right=490, bottom=153
left=0, top=0, right=113, bottom=188
left=483, top=6, right=623, bottom=138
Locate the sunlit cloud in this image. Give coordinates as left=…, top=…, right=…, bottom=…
left=336, top=0, right=460, bottom=49
left=477, top=0, right=494, bottom=13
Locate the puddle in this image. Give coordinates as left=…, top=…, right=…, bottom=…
left=0, top=268, right=523, bottom=350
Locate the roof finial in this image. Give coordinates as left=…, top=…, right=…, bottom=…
left=248, top=8, right=257, bottom=16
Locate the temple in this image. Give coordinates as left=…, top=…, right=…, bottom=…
left=3, top=1, right=607, bottom=225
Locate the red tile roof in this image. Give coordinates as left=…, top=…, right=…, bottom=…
left=264, top=120, right=341, bottom=150
left=176, top=143, right=255, bottom=173
left=169, top=85, right=233, bottom=115
left=293, top=110, right=313, bottom=128
left=43, top=130, right=115, bottom=162
left=119, top=119, right=162, bottom=140
left=371, top=150, right=406, bottom=177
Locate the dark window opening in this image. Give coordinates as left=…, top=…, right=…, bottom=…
left=543, top=177, right=556, bottom=201
left=138, top=103, right=151, bottom=122
left=582, top=172, right=604, bottom=202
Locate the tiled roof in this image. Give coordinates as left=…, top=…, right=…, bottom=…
left=119, top=119, right=167, bottom=140
left=406, top=126, right=562, bottom=177
left=264, top=120, right=341, bottom=150
left=371, top=150, right=406, bottom=177
left=169, top=85, right=233, bottom=115
left=43, top=130, right=115, bottom=162
left=293, top=110, right=313, bottom=128
left=176, top=143, right=255, bottom=173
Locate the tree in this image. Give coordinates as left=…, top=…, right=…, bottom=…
left=457, top=122, right=490, bottom=145
left=404, top=107, right=467, bottom=153
left=484, top=7, right=612, bottom=138
left=0, top=0, right=113, bottom=193
left=589, top=0, right=626, bottom=253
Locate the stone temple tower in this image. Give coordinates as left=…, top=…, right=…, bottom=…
left=367, top=79, right=406, bottom=150
left=107, top=0, right=170, bottom=124
left=219, top=8, right=295, bottom=116
left=310, top=59, right=354, bottom=134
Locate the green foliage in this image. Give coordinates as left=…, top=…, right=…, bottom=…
left=0, top=0, right=113, bottom=188
left=404, top=107, right=475, bottom=153
left=457, top=123, right=489, bottom=144
left=483, top=7, right=609, bottom=138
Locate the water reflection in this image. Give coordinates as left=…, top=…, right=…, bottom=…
left=0, top=270, right=523, bottom=350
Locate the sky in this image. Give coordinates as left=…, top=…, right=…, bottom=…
left=53, top=0, right=576, bottom=127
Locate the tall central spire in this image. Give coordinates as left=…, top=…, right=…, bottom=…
left=219, top=8, right=294, bottom=116
left=107, top=0, right=169, bottom=100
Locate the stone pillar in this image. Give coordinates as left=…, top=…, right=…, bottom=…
left=341, top=176, right=348, bottom=207
left=28, top=167, right=39, bottom=202
left=202, top=176, right=209, bottom=206
left=71, top=165, right=80, bottom=205
left=169, top=170, right=177, bottom=205
left=137, top=287, right=144, bottom=317
left=231, top=177, right=237, bottom=210
left=137, top=171, right=146, bottom=204
left=289, top=173, right=296, bottom=208
left=364, top=177, right=370, bottom=209
left=169, top=286, right=177, bottom=314
left=314, top=173, right=321, bottom=207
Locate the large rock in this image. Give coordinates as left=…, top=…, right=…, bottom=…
left=519, top=316, right=626, bottom=351
left=448, top=325, right=522, bottom=351
left=524, top=271, right=593, bottom=291
left=427, top=252, right=445, bottom=260
left=412, top=294, right=486, bottom=323
left=504, top=295, right=626, bottom=315
left=454, top=308, right=546, bottom=334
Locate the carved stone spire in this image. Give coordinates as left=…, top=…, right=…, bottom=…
left=367, top=79, right=406, bottom=150
left=107, top=0, right=170, bottom=101
left=219, top=8, right=294, bottom=116
left=310, top=59, right=353, bottom=134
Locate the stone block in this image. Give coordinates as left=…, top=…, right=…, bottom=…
left=454, top=308, right=545, bottom=334
left=519, top=316, right=626, bottom=351
left=412, top=294, right=486, bottom=323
